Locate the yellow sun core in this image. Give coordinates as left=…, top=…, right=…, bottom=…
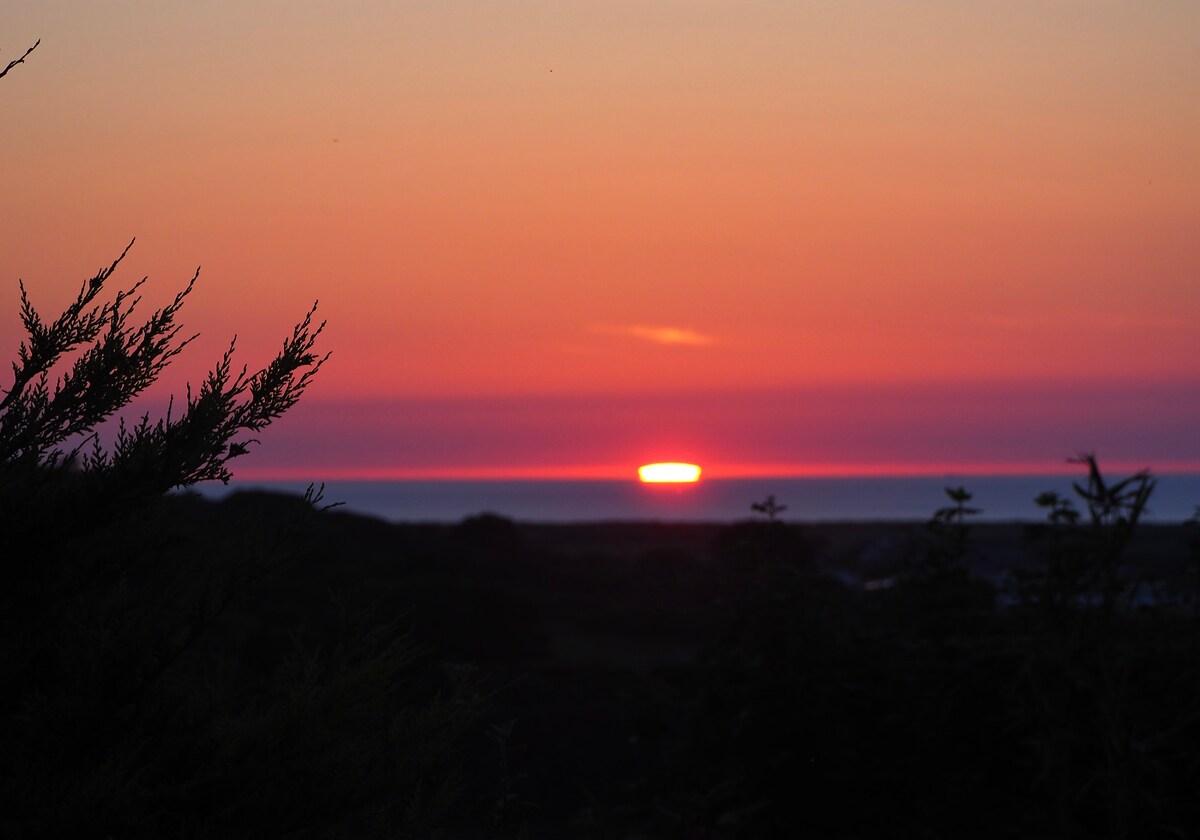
left=638, top=463, right=702, bottom=483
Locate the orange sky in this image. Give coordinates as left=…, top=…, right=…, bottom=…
left=2, top=3, right=1199, bottom=478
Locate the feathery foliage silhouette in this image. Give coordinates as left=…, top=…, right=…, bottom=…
left=1, top=45, right=477, bottom=838
left=1, top=239, right=327, bottom=497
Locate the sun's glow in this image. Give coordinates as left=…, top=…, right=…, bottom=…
left=638, top=463, right=702, bottom=483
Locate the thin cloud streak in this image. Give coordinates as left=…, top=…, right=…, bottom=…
left=590, top=324, right=716, bottom=347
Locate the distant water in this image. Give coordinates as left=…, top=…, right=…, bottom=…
left=194, top=474, right=1200, bottom=524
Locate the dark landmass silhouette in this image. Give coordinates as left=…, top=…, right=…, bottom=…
left=8, top=480, right=1199, bottom=838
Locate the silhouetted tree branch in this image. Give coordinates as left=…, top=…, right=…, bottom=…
left=0, top=39, right=39, bottom=81
left=0, top=242, right=327, bottom=528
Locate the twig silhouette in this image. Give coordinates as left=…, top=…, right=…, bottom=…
left=0, top=39, right=39, bottom=81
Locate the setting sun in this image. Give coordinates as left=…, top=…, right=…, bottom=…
left=637, top=463, right=702, bottom=483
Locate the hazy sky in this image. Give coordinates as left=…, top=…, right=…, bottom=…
left=3, top=2, right=1198, bottom=477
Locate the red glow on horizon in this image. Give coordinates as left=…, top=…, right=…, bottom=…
left=225, top=458, right=1200, bottom=483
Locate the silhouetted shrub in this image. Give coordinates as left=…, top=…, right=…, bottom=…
left=1, top=44, right=476, bottom=837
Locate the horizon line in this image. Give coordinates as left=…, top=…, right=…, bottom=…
left=225, top=459, right=1200, bottom=483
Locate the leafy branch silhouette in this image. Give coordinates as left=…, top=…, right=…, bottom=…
left=1, top=240, right=328, bottom=507
left=751, top=494, right=787, bottom=522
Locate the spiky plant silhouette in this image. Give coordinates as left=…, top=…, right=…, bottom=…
left=1, top=45, right=476, bottom=838
left=1013, top=455, right=1173, bottom=838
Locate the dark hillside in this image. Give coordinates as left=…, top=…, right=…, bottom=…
left=6, top=484, right=1198, bottom=837
left=178, top=493, right=1200, bottom=836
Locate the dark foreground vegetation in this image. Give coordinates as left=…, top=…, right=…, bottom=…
left=5, top=464, right=1200, bottom=838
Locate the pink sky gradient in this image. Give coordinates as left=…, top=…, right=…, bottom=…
left=225, top=380, right=1200, bottom=480
left=3, top=3, right=1199, bottom=479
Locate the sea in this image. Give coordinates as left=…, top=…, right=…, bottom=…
left=193, top=474, right=1200, bottom=524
